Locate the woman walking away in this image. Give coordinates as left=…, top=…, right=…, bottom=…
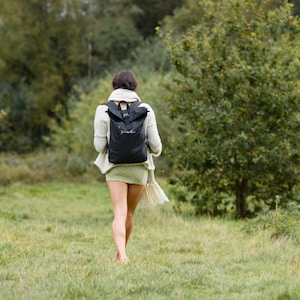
left=93, top=70, right=162, bottom=263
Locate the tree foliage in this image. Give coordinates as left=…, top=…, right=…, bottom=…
left=162, top=0, right=298, bottom=34
left=163, top=0, right=300, bottom=218
left=132, top=0, right=183, bottom=37
left=290, top=0, right=300, bottom=16
left=0, top=0, right=178, bottom=152
left=0, top=0, right=87, bottom=151
left=84, top=0, right=142, bottom=77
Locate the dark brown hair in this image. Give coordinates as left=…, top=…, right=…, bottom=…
left=112, top=70, right=138, bottom=91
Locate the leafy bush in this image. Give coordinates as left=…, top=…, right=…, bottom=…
left=66, top=155, right=87, bottom=176
left=163, top=0, right=300, bottom=218
left=0, top=149, right=103, bottom=186
left=243, top=201, right=300, bottom=245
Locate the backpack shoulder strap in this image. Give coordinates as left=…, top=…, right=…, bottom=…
left=104, top=101, right=117, bottom=110
left=129, top=101, right=148, bottom=121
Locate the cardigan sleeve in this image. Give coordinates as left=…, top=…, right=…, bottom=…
left=93, top=105, right=109, bottom=153
left=145, top=105, right=162, bottom=157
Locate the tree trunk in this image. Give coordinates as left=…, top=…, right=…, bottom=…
left=235, top=178, right=247, bottom=219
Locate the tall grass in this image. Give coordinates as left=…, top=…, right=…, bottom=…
left=0, top=150, right=103, bottom=186
left=0, top=181, right=299, bottom=299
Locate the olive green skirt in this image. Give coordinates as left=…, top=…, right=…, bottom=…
left=106, top=165, right=148, bottom=185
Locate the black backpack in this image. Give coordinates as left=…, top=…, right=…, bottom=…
left=105, top=101, right=148, bottom=164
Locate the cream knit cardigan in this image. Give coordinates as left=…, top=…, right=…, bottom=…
left=93, top=89, right=162, bottom=174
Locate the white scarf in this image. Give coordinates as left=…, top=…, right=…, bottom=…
left=108, top=88, right=141, bottom=102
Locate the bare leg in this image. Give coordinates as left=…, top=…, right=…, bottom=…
left=126, top=184, right=145, bottom=245
left=107, top=181, right=128, bottom=263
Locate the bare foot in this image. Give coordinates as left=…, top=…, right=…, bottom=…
left=112, top=254, right=119, bottom=263
left=112, top=253, right=128, bottom=264
left=119, top=257, right=129, bottom=264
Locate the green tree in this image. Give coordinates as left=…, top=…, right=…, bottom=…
left=162, top=0, right=289, bottom=34
left=85, top=0, right=142, bottom=77
left=163, top=0, right=300, bottom=218
left=0, top=0, right=87, bottom=151
left=0, top=0, right=143, bottom=152
left=131, top=0, right=183, bottom=37
left=289, top=0, right=300, bottom=15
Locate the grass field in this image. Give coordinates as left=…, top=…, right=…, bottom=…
left=0, top=181, right=299, bottom=300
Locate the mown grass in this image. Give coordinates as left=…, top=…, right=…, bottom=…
left=0, top=181, right=299, bottom=300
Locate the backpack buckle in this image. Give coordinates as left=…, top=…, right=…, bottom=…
left=119, top=101, right=130, bottom=119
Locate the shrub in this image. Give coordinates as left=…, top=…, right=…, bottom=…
left=0, top=149, right=103, bottom=186
left=243, top=201, right=300, bottom=245
left=163, top=0, right=300, bottom=218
